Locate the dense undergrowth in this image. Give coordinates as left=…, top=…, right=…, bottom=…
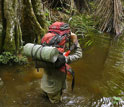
left=0, top=52, right=28, bottom=65
left=69, top=14, right=101, bottom=49
left=0, top=1, right=101, bottom=65
left=44, top=4, right=101, bottom=48
left=0, top=13, right=101, bottom=65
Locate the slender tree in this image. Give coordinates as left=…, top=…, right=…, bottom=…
left=74, top=0, right=90, bottom=13
left=95, top=0, right=124, bottom=37
left=0, top=0, right=2, bottom=49
left=0, top=0, right=47, bottom=53
left=44, top=0, right=90, bottom=13
left=42, top=0, right=76, bottom=13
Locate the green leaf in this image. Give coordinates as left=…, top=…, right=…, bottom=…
left=113, top=96, right=121, bottom=101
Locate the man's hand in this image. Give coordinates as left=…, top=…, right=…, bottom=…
left=69, top=32, right=78, bottom=51
left=70, top=32, right=78, bottom=44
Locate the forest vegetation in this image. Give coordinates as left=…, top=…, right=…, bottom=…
left=0, top=1, right=124, bottom=107
left=0, top=0, right=124, bottom=65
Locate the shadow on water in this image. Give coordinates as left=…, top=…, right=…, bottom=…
left=0, top=34, right=124, bottom=107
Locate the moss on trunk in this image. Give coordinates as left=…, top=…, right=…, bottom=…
left=32, top=0, right=47, bottom=29
left=0, top=0, right=5, bottom=53
left=1, top=0, right=47, bottom=53
left=0, top=0, right=2, bottom=51
left=0, top=23, right=2, bottom=51
left=3, top=0, right=20, bottom=53
left=22, top=0, right=47, bottom=44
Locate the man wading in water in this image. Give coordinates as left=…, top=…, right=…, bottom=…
left=37, top=22, right=82, bottom=103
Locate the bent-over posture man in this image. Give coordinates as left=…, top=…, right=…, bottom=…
left=40, top=22, right=82, bottom=103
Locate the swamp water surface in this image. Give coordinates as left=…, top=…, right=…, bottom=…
left=0, top=35, right=124, bottom=107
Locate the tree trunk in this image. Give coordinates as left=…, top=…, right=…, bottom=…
left=0, top=0, right=47, bottom=54
left=2, top=0, right=22, bottom=53
left=95, top=0, right=124, bottom=37
left=74, top=0, right=90, bottom=13
left=44, top=0, right=90, bottom=13
left=0, top=0, right=2, bottom=49
left=42, top=0, right=77, bottom=14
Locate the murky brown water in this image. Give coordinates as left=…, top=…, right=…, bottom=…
left=0, top=35, right=124, bottom=107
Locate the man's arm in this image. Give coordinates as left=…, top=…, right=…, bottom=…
left=66, top=33, right=82, bottom=64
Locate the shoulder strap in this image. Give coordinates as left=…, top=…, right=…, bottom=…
left=47, top=32, right=68, bottom=47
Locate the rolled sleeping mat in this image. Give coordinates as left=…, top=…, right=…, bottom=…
left=23, top=43, right=59, bottom=63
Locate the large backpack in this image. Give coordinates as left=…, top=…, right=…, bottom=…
left=41, top=22, right=71, bottom=53
left=41, top=22, right=75, bottom=91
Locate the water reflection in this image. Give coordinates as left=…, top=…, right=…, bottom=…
left=0, top=35, right=124, bottom=107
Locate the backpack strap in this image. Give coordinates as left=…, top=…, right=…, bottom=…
left=69, top=36, right=71, bottom=50
left=46, top=31, right=68, bottom=48
left=68, top=69, right=75, bottom=91
left=65, top=65, right=75, bottom=91
left=31, top=44, right=44, bottom=72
